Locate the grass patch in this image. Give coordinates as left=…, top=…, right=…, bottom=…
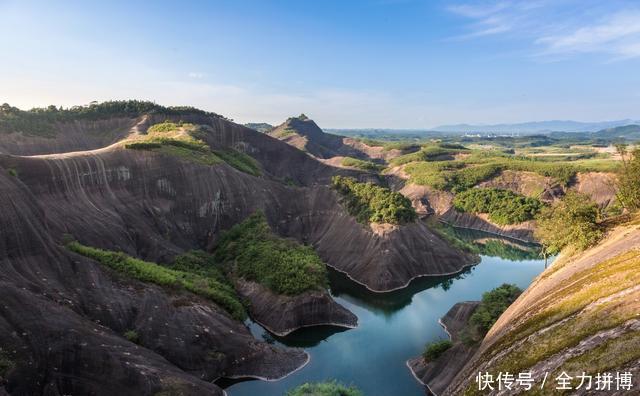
left=474, top=249, right=640, bottom=384
left=214, top=212, right=328, bottom=295
left=286, top=381, right=363, bottom=396
left=7, top=168, right=17, bottom=177
left=331, top=176, right=417, bottom=224
left=453, top=188, right=543, bottom=225
left=67, top=242, right=246, bottom=320
left=212, top=149, right=261, bottom=176
left=125, top=122, right=261, bottom=175
left=341, top=156, right=383, bottom=172
left=277, top=128, right=297, bottom=138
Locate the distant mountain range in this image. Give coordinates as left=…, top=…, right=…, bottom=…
left=433, top=119, right=640, bottom=133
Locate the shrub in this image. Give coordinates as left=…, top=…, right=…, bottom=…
left=453, top=188, right=543, bottom=225
left=147, top=121, right=193, bottom=133
left=422, top=340, right=453, bottom=361
left=331, top=176, right=416, bottom=224
left=67, top=242, right=246, bottom=320
left=470, top=284, right=522, bottom=333
left=124, top=141, right=162, bottom=150
left=124, top=330, right=140, bottom=344
left=534, top=191, right=603, bottom=254
left=215, top=212, right=328, bottom=295
left=0, top=350, right=14, bottom=377
left=286, top=381, right=363, bottom=396
left=341, top=157, right=383, bottom=172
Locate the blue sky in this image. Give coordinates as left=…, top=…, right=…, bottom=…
left=1, top=0, right=640, bottom=128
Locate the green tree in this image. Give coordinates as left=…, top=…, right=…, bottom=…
left=534, top=192, right=603, bottom=255
left=616, top=147, right=640, bottom=211
left=422, top=340, right=453, bottom=361
left=470, top=283, right=522, bottom=333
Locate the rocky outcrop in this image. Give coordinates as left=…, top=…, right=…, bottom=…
left=0, top=110, right=478, bottom=393
left=235, top=280, right=358, bottom=336
left=407, top=302, right=481, bottom=396
left=571, top=171, right=617, bottom=207
left=443, top=221, right=640, bottom=395
left=0, top=167, right=307, bottom=395
left=477, top=170, right=563, bottom=202
left=400, top=183, right=537, bottom=243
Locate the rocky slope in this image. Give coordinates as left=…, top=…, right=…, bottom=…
left=0, top=106, right=476, bottom=394
left=399, top=169, right=619, bottom=244
left=407, top=301, right=481, bottom=395
left=442, top=219, right=640, bottom=395
left=400, top=184, right=537, bottom=243
left=235, top=280, right=358, bottom=336
left=267, top=114, right=405, bottom=163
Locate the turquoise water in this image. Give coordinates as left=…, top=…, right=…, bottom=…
left=224, top=233, right=548, bottom=396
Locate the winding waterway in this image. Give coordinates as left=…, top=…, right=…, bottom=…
left=224, top=230, right=550, bottom=396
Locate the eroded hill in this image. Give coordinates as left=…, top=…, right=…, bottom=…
left=0, top=102, right=476, bottom=394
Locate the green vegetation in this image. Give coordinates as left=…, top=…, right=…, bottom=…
left=431, top=224, right=541, bottom=260
left=124, top=330, right=140, bottom=344
left=277, top=128, right=297, bottom=137
left=0, top=350, right=14, bottom=377
left=474, top=240, right=541, bottom=261
left=7, top=168, right=17, bottom=177
left=125, top=121, right=261, bottom=175
left=147, top=120, right=194, bottom=133
left=331, top=176, right=416, bottom=224
left=213, top=149, right=261, bottom=176
left=453, top=188, right=543, bottom=225
left=534, top=192, right=603, bottom=254
left=468, top=249, right=640, bottom=395
left=244, top=122, right=273, bottom=133
left=0, top=100, right=224, bottom=136
left=67, top=241, right=246, bottom=320
left=422, top=340, right=453, bottom=361
left=390, top=144, right=470, bottom=166
left=470, top=283, right=522, bottom=334
left=616, top=146, right=640, bottom=211
left=286, top=381, right=363, bottom=396
left=402, top=148, right=619, bottom=193
left=341, top=157, right=383, bottom=172
left=215, top=212, right=328, bottom=295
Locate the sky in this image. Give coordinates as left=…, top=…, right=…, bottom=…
left=1, top=0, right=640, bottom=128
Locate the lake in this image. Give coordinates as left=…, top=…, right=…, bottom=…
left=223, top=230, right=549, bottom=396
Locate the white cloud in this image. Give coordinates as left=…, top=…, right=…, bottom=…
left=537, top=12, right=640, bottom=59
left=188, top=72, right=206, bottom=79
left=448, top=1, right=640, bottom=60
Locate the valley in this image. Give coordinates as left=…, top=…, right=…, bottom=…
left=0, top=101, right=638, bottom=395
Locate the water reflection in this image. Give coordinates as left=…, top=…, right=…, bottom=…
left=328, top=266, right=474, bottom=317
left=223, top=228, right=547, bottom=396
